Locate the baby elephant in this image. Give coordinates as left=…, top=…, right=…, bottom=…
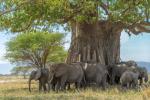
left=120, top=71, right=139, bottom=89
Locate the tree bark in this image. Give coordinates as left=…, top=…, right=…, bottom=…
left=66, top=21, right=123, bottom=65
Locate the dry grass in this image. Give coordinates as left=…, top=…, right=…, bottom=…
left=0, top=76, right=150, bottom=100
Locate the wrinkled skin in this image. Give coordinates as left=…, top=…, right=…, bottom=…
left=28, top=68, right=50, bottom=92
left=120, top=71, right=139, bottom=89
left=82, top=63, right=108, bottom=89
left=48, top=62, right=84, bottom=91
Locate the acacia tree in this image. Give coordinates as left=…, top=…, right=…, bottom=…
left=6, top=31, right=67, bottom=68
left=11, top=66, right=32, bottom=79
left=0, top=0, right=150, bottom=65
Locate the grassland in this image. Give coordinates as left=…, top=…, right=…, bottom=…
left=0, top=76, right=150, bottom=100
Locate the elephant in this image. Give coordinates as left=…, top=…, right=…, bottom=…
left=109, top=64, right=133, bottom=84
left=120, top=70, right=139, bottom=89
left=110, top=64, right=148, bottom=85
left=136, top=67, right=148, bottom=85
left=82, top=63, right=109, bottom=89
left=28, top=68, right=50, bottom=92
left=48, top=62, right=84, bottom=91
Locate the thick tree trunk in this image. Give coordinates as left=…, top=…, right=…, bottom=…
left=66, top=21, right=123, bottom=65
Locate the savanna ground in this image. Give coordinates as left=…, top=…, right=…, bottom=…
left=0, top=76, right=150, bottom=100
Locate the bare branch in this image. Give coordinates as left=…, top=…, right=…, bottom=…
left=127, top=22, right=150, bottom=35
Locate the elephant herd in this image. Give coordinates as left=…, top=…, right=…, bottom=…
left=28, top=60, right=149, bottom=92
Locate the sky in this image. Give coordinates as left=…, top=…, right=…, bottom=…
left=0, top=31, right=150, bottom=74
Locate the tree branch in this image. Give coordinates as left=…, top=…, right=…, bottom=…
left=126, top=22, right=150, bottom=35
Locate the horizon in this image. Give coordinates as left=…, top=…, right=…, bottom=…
left=0, top=31, right=150, bottom=74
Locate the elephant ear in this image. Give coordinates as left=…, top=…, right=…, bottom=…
left=35, top=69, right=42, bottom=80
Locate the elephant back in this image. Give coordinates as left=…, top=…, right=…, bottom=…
left=50, top=63, right=69, bottom=77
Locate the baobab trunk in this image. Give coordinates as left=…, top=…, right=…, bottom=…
left=66, top=21, right=123, bottom=65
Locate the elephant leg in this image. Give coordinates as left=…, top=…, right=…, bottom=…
left=60, top=76, right=67, bottom=91
left=129, top=82, right=132, bottom=89
left=67, top=83, right=71, bottom=90
left=55, top=80, right=61, bottom=92
left=47, top=82, right=50, bottom=92
left=65, top=83, right=70, bottom=90
left=133, top=79, right=138, bottom=89
left=96, top=75, right=102, bottom=88
left=51, top=77, right=58, bottom=91
left=76, top=82, right=81, bottom=91
left=101, top=78, right=107, bottom=90
left=39, top=81, right=42, bottom=92
left=52, top=82, right=56, bottom=91
left=111, top=75, right=115, bottom=85
left=43, top=83, right=47, bottom=92
left=139, top=78, right=143, bottom=85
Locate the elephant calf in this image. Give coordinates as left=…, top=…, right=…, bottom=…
left=120, top=71, right=139, bottom=89
left=29, top=68, right=49, bottom=92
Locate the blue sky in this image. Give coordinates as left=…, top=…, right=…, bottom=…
left=0, top=31, right=150, bottom=74
left=120, top=31, right=150, bottom=62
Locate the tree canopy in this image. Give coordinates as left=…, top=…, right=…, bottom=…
left=0, top=0, right=150, bottom=34
left=5, top=31, right=67, bottom=68
left=1, top=0, right=150, bottom=64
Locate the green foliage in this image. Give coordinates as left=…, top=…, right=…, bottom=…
left=11, top=66, right=31, bottom=76
left=5, top=31, right=67, bottom=68
left=1, top=0, right=149, bottom=32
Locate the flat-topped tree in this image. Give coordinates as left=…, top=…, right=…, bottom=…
left=5, top=32, right=67, bottom=68
left=0, top=0, right=150, bottom=65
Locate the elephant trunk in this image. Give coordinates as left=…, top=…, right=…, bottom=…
left=29, top=78, right=32, bottom=92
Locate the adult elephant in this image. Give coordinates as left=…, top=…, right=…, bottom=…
left=28, top=68, right=49, bottom=92
left=83, top=63, right=109, bottom=89
left=48, top=62, right=84, bottom=91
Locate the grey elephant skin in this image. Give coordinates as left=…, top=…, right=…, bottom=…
left=28, top=68, right=49, bottom=92
left=49, top=62, right=84, bottom=91
left=110, top=63, right=148, bottom=85
left=83, top=63, right=108, bottom=89
left=120, top=70, right=139, bottom=89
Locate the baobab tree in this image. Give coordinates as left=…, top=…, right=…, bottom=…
left=0, top=0, right=150, bottom=65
